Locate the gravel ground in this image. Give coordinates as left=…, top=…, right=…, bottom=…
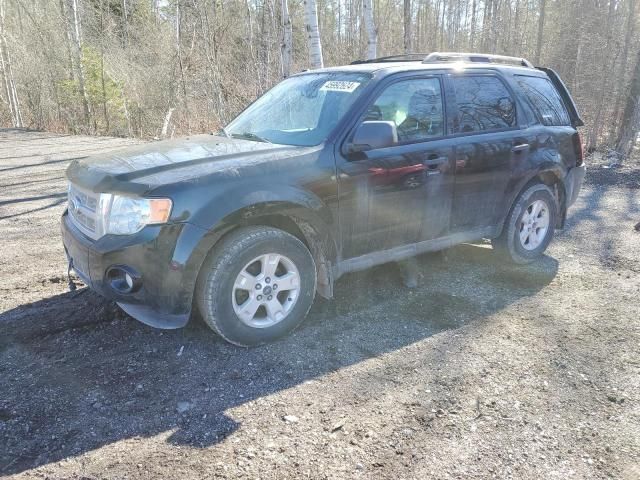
left=0, top=128, right=639, bottom=479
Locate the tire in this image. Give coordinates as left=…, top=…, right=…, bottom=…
left=491, top=183, right=557, bottom=264
left=196, top=226, right=316, bottom=347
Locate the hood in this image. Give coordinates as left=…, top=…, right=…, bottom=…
left=66, top=134, right=311, bottom=194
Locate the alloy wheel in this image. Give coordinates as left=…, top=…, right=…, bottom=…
left=232, top=253, right=301, bottom=328
left=519, top=199, right=550, bottom=250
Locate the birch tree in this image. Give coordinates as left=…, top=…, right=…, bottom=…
left=0, top=0, right=639, bottom=155
left=66, top=0, right=91, bottom=129
left=303, top=0, right=323, bottom=69
left=0, top=0, right=21, bottom=127
left=362, top=0, right=377, bottom=59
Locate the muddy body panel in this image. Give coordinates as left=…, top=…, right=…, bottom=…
left=62, top=60, right=585, bottom=328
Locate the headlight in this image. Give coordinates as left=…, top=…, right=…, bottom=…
left=105, top=195, right=172, bottom=235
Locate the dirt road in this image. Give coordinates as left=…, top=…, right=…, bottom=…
left=1, top=129, right=639, bottom=479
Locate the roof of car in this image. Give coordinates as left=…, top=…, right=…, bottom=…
left=310, top=61, right=543, bottom=76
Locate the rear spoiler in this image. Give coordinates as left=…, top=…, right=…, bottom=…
left=537, top=67, right=584, bottom=127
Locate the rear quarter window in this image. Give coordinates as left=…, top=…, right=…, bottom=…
left=516, top=75, right=571, bottom=126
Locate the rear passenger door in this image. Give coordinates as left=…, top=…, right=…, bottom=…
left=448, top=73, right=529, bottom=233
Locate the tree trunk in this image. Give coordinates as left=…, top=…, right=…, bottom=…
left=534, top=0, right=546, bottom=64
left=303, top=0, right=323, bottom=69
left=121, top=0, right=129, bottom=47
left=481, top=0, right=491, bottom=51
left=363, top=0, right=377, bottom=59
left=616, top=47, right=640, bottom=160
left=99, top=0, right=109, bottom=133
left=175, top=0, right=190, bottom=133
left=587, top=0, right=616, bottom=151
left=0, top=0, right=22, bottom=127
left=469, top=0, right=477, bottom=50
left=280, top=0, right=293, bottom=77
left=59, top=0, right=75, bottom=82
left=161, top=107, right=175, bottom=138
left=611, top=0, right=636, bottom=141
left=68, top=0, right=91, bottom=130
left=403, top=0, right=411, bottom=54
left=152, top=0, right=161, bottom=24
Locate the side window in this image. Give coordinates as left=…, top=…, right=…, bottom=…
left=452, top=76, right=517, bottom=133
left=363, top=78, right=445, bottom=143
left=516, top=75, right=571, bottom=126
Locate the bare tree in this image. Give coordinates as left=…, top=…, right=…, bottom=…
left=611, top=0, right=637, bottom=140
left=586, top=0, right=616, bottom=151
left=280, top=0, right=292, bottom=77
left=0, top=0, right=21, bottom=127
left=121, top=0, right=129, bottom=47
left=534, top=0, right=546, bottom=64
left=65, top=0, right=91, bottom=130
left=0, top=0, right=638, bottom=157
left=403, top=0, right=411, bottom=54
left=616, top=46, right=640, bottom=160
left=363, top=0, right=377, bottom=59
left=303, top=0, right=323, bottom=69
left=469, top=0, right=477, bottom=50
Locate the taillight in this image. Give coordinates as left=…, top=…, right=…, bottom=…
left=572, top=132, right=584, bottom=166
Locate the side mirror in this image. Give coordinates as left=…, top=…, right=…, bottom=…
left=349, top=121, right=398, bottom=152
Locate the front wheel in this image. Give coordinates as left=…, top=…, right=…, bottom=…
left=196, top=226, right=317, bottom=346
left=492, top=183, right=557, bottom=264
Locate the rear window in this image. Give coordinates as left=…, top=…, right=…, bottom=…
left=516, top=75, right=571, bottom=126
left=452, top=76, right=517, bottom=133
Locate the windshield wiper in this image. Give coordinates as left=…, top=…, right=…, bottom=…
left=230, top=132, right=272, bottom=143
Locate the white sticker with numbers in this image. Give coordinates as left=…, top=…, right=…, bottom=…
left=320, top=81, right=361, bottom=93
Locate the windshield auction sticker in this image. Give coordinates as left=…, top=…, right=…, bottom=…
left=320, top=81, right=361, bottom=93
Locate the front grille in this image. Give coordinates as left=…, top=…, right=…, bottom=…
left=68, top=183, right=100, bottom=239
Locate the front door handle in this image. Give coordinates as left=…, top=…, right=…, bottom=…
left=423, top=156, right=448, bottom=167
left=512, top=143, right=530, bottom=153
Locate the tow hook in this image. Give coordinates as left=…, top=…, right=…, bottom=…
left=67, top=260, right=77, bottom=292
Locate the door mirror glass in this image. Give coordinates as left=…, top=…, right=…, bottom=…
left=350, top=121, right=398, bottom=152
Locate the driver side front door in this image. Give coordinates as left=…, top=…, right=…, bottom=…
left=336, top=75, right=455, bottom=260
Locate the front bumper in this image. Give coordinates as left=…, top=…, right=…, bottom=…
left=565, top=164, right=587, bottom=208
left=61, top=211, right=199, bottom=329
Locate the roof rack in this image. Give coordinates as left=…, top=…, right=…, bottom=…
left=422, top=52, right=534, bottom=68
left=351, top=54, right=429, bottom=65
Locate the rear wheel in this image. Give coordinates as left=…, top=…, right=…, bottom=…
left=196, top=226, right=316, bottom=346
left=492, top=183, right=557, bottom=264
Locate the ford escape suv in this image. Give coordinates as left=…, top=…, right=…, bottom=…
left=62, top=52, right=586, bottom=346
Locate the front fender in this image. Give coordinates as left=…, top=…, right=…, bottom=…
left=189, top=184, right=334, bottom=231
left=168, top=188, right=338, bottom=313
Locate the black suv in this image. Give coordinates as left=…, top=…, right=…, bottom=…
left=62, top=52, right=586, bottom=346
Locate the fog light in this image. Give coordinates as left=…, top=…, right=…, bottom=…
left=106, top=265, right=141, bottom=294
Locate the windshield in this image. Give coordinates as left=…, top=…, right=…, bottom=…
left=225, top=72, right=372, bottom=146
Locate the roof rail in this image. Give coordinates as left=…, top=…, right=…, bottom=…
left=351, top=54, right=429, bottom=65
left=423, top=52, right=534, bottom=68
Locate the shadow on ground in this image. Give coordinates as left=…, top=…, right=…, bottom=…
left=0, top=244, right=558, bottom=475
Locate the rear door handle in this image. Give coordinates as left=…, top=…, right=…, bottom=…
left=512, top=143, right=530, bottom=153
